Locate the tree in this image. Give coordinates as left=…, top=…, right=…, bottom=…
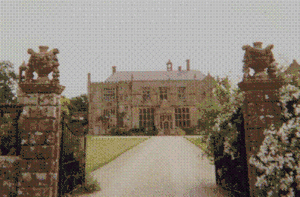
left=196, top=75, right=244, bottom=161
left=69, top=94, right=88, bottom=127
left=0, top=61, right=18, bottom=104
left=60, top=94, right=88, bottom=135
left=0, top=61, right=18, bottom=155
left=69, top=94, right=88, bottom=113
left=60, top=96, right=71, bottom=120
left=60, top=94, right=88, bottom=121
left=197, top=76, right=234, bottom=136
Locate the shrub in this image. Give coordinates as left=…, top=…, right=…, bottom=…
left=249, top=84, right=300, bottom=197
left=197, top=78, right=248, bottom=195
left=181, top=127, right=196, bottom=135
left=84, top=173, right=101, bottom=193
left=202, top=88, right=244, bottom=162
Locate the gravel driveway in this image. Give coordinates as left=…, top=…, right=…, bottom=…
left=78, top=136, right=231, bottom=197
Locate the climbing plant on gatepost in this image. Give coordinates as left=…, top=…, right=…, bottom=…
left=249, top=70, right=300, bottom=197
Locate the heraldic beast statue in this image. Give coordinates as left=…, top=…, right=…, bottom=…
left=19, top=46, right=60, bottom=84
left=242, top=42, right=278, bottom=80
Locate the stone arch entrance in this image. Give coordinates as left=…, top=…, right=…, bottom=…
left=160, top=113, right=173, bottom=135
left=155, top=99, right=175, bottom=135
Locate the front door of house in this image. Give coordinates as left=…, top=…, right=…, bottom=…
left=164, top=122, right=170, bottom=135
left=164, top=122, right=169, bottom=129
left=160, top=114, right=172, bottom=135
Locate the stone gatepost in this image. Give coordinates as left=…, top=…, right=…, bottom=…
left=17, top=46, right=65, bottom=197
left=238, top=42, right=284, bottom=197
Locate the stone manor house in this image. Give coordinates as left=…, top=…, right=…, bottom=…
left=88, top=59, right=215, bottom=135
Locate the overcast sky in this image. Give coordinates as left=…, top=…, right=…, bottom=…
left=1, top=0, right=299, bottom=98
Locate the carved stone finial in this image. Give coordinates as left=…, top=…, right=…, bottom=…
left=27, top=48, right=35, bottom=55
left=19, top=61, right=28, bottom=83
left=253, top=42, right=263, bottom=49
left=19, top=46, right=64, bottom=94
left=39, top=46, right=49, bottom=53
left=51, top=48, right=59, bottom=55
left=267, top=62, right=278, bottom=79
left=242, top=42, right=276, bottom=80
left=20, top=46, right=61, bottom=84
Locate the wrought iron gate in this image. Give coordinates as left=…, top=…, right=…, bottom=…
left=58, top=120, right=87, bottom=196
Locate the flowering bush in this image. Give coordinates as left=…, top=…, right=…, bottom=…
left=201, top=63, right=300, bottom=196
left=198, top=77, right=249, bottom=194
left=199, top=76, right=244, bottom=162
left=249, top=83, right=300, bottom=197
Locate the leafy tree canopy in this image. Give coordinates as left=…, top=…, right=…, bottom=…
left=197, top=76, right=239, bottom=135
left=69, top=94, right=88, bottom=113
left=0, top=61, right=18, bottom=104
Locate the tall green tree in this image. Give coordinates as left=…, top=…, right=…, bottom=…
left=60, top=94, right=88, bottom=120
left=60, top=94, right=88, bottom=134
left=0, top=61, right=18, bottom=104
left=196, top=75, right=244, bottom=164
left=69, top=94, right=88, bottom=113
left=197, top=76, right=234, bottom=135
left=60, top=96, right=71, bottom=120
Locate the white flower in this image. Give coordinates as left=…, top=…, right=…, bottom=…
left=267, top=190, right=273, bottom=196
left=295, top=106, right=300, bottom=116
left=256, top=175, right=268, bottom=188
left=296, top=131, right=300, bottom=138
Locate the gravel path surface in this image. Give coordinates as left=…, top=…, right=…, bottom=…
left=79, top=136, right=231, bottom=197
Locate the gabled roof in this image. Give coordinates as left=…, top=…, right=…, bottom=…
left=105, top=70, right=206, bottom=82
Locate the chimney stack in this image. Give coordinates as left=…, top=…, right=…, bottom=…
left=186, top=59, right=190, bottom=71
left=88, top=73, right=91, bottom=85
left=87, top=73, right=91, bottom=96
left=178, top=66, right=182, bottom=71
left=166, top=60, right=173, bottom=71
left=112, top=66, right=116, bottom=74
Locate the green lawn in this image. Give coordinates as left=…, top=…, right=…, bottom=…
left=185, top=136, right=207, bottom=151
left=86, top=136, right=150, bottom=174
left=185, top=136, right=215, bottom=163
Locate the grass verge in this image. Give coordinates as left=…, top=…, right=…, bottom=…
left=65, top=136, right=150, bottom=196
left=185, top=136, right=206, bottom=151
left=86, top=136, right=150, bottom=174
left=185, top=136, right=214, bottom=163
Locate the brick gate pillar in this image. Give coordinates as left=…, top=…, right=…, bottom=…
left=238, top=42, right=284, bottom=197
left=17, top=46, right=65, bottom=197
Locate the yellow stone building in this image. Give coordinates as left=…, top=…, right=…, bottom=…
left=88, top=59, right=215, bottom=135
